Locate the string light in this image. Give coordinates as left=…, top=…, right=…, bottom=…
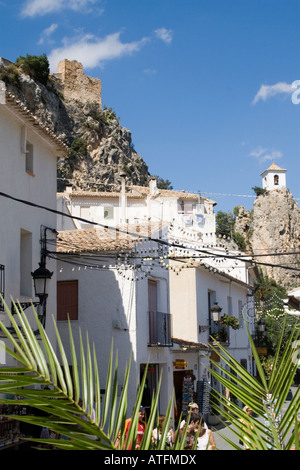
left=2, top=190, right=300, bottom=284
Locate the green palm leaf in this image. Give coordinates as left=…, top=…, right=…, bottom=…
left=206, top=314, right=300, bottom=450
left=0, top=296, right=189, bottom=450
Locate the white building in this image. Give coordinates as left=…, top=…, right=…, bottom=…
left=55, top=223, right=175, bottom=416
left=0, top=80, right=67, bottom=356
left=55, top=214, right=256, bottom=421
left=261, top=161, right=287, bottom=190
left=57, top=178, right=217, bottom=246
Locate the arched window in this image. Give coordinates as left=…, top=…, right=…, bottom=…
left=274, top=174, right=279, bottom=185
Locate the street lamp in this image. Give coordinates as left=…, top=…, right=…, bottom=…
left=257, top=317, right=266, bottom=334
left=211, top=302, right=222, bottom=323
left=31, top=263, right=53, bottom=302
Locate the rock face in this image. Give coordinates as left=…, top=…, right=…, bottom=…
left=233, top=206, right=252, bottom=252
left=235, top=188, right=300, bottom=288
left=0, top=58, right=150, bottom=192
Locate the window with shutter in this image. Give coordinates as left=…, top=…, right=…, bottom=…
left=57, top=280, right=78, bottom=321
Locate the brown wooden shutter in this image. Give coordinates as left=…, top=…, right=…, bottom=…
left=57, top=280, right=78, bottom=321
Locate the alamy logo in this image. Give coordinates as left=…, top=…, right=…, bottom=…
left=291, top=80, right=300, bottom=104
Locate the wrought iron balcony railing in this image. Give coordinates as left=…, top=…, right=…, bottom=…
left=148, top=311, right=172, bottom=347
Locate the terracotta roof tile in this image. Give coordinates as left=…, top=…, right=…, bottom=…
left=57, top=222, right=165, bottom=253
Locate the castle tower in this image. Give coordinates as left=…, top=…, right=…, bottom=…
left=55, top=59, right=102, bottom=107
left=261, top=162, right=287, bottom=190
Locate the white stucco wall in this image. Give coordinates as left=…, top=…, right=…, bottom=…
left=58, top=190, right=217, bottom=245
left=170, top=264, right=253, bottom=376
left=56, top=253, right=174, bottom=416
left=262, top=170, right=286, bottom=190
left=0, top=97, right=60, bottom=361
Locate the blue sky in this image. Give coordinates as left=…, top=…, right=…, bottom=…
left=1, top=0, right=299, bottom=213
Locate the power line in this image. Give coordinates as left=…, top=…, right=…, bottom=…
left=1, top=190, right=300, bottom=273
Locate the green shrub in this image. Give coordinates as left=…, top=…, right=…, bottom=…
left=15, top=53, right=49, bottom=86
left=252, top=186, right=268, bottom=197
left=232, top=231, right=246, bottom=251
left=0, top=63, right=20, bottom=87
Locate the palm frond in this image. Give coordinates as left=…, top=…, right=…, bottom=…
left=206, top=313, right=300, bottom=450
left=0, top=297, right=137, bottom=449
left=0, top=296, right=190, bottom=450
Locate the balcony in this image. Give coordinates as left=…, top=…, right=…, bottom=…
left=148, top=311, right=172, bottom=347
left=209, top=324, right=230, bottom=346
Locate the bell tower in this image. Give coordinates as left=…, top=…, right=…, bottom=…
left=261, top=162, right=287, bottom=190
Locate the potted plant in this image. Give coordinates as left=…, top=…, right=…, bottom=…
left=211, top=328, right=228, bottom=344
left=220, top=314, right=239, bottom=330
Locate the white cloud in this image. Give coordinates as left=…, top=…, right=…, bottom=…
left=154, top=27, right=173, bottom=44
left=249, top=146, right=283, bottom=163
left=252, top=81, right=294, bottom=104
left=143, top=68, right=157, bottom=76
left=48, top=32, right=149, bottom=71
left=21, top=0, right=97, bottom=17
left=38, top=23, right=58, bottom=45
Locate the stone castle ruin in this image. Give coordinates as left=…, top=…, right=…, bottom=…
left=52, top=59, right=102, bottom=107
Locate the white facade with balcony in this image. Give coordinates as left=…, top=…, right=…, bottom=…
left=55, top=224, right=174, bottom=416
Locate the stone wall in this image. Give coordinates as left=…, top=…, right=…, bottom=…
left=55, top=59, right=102, bottom=107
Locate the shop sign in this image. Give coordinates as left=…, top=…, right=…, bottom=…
left=173, top=359, right=187, bottom=369
left=256, top=347, right=268, bottom=356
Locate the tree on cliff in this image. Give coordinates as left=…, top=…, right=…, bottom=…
left=15, top=53, right=50, bottom=86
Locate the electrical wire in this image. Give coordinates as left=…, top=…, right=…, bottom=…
left=2, top=190, right=300, bottom=273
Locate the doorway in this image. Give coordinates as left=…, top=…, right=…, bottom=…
left=140, top=363, right=158, bottom=419
left=173, top=370, right=195, bottom=424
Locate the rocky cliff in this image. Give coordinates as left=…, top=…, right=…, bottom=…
left=0, top=58, right=150, bottom=192
left=235, top=187, right=300, bottom=289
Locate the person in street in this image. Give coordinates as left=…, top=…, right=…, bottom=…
left=152, top=414, right=174, bottom=448
left=174, top=412, right=215, bottom=450
left=196, top=413, right=216, bottom=450
left=239, top=405, right=254, bottom=450
left=116, top=405, right=147, bottom=449
left=179, top=402, right=208, bottom=431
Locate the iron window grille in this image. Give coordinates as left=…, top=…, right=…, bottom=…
left=148, top=311, right=172, bottom=347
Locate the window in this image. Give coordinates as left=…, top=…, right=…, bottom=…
left=0, top=265, right=4, bottom=311
left=25, top=141, right=34, bottom=175
left=104, top=206, right=114, bottom=219
left=238, top=300, right=244, bottom=328
left=80, top=206, right=91, bottom=219
left=177, top=201, right=184, bottom=213
left=227, top=296, right=232, bottom=315
left=274, top=174, right=279, bottom=185
left=57, top=280, right=78, bottom=321
left=20, top=229, right=32, bottom=297
left=21, top=127, right=34, bottom=176
left=148, top=280, right=172, bottom=346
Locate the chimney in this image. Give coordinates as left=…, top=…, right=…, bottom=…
left=149, top=177, right=158, bottom=195
left=119, top=171, right=127, bottom=223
